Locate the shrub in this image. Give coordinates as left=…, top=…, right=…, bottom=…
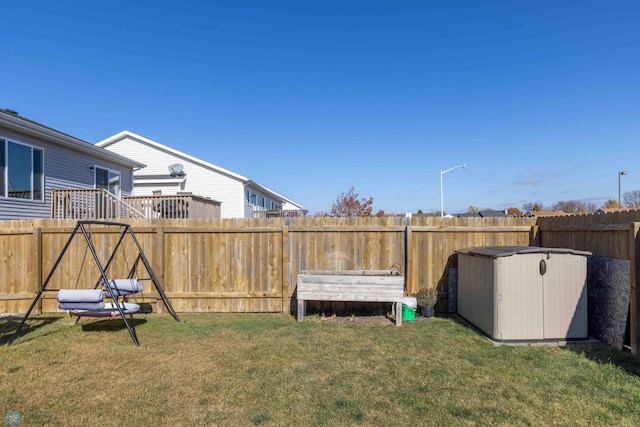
left=412, top=287, right=438, bottom=307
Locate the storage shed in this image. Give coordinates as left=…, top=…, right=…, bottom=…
left=456, top=246, right=591, bottom=342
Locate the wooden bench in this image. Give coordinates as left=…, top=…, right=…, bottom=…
left=296, top=270, right=406, bottom=326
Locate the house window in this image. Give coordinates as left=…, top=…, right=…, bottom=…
left=95, top=166, right=121, bottom=198
left=0, top=138, right=44, bottom=201
left=262, top=197, right=266, bottom=209
left=246, top=190, right=257, bottom=206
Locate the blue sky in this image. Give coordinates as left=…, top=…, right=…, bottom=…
left=1, top=1, right=639, bottom=214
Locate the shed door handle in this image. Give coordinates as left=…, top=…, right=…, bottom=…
left=539, top=259, right=547, bottom=276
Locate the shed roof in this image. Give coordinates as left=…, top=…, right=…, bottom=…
left=456, top=246, right=591, bottom=258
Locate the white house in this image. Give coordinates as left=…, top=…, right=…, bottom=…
left=96, top=131, right=304, bottom=219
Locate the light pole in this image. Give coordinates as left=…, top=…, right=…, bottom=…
left=440, top=164, right=467, bottom=217
left=618, top=171, right=628, bottom=206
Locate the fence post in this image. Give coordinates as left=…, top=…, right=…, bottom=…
left=156, top=225, right=165, bottom=314
left=530, top=224, right=540, bottom=246
left=630, top=223, right=640, bottom=354
left=404, top=215, right=413, bottom=295
left=34, top=226, right=43, bottom=315
left=282, top=218, right=290, bottom=314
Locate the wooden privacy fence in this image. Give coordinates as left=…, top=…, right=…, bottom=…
left=0, top=216, right=535, bottom=317
left=3, top=213, right=640, bottom=353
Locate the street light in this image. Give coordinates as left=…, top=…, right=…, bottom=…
left=618, top=171, right=628, bottom=206
left=440, top=164, right=467, bottom=217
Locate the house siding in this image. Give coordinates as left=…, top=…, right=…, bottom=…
left=245, top=186, right=286, bottom=215
left=0, top=126, right=134, bottom=219
left=101, top=135, right=246, bottom=218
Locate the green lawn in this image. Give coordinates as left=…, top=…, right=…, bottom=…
left=2, top=313, right=640, bottom=426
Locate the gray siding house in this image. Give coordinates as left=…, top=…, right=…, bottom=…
left=0, top=109, right=144, bottom=219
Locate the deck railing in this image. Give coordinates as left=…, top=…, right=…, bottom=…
left=51, top=189, right=146, bottom=219
left=252, top=209, right=308, bottom=218
left=123, top=194, right=221, bottom=219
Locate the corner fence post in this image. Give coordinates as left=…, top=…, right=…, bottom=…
left=630, top=223, right=640, bottom=354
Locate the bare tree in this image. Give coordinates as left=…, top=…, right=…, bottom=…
left=552, top=200, right=597, bottom=214
left=623, top=190, right=640, bottom=209
left=585, top=202, right=598, bottom=213
left=330, top=187, right=374, bottom=217
left=467, top=205, right=480, bottom=214
left=522, top=202, right=544, bottom=212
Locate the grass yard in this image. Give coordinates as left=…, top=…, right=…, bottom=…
left=2, top=313, right=640, bottom=426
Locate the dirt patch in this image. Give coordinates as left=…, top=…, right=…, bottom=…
left=317, top=314, right=394, bottom=325
left=316, top=314, right=430, bottom=325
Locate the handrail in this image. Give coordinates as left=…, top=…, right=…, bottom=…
left=102, top=190, right=146, bottom=218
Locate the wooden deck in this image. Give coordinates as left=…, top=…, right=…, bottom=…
left=51, top=190, right=221, bottom=219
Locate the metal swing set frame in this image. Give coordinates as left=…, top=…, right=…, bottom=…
left=9, top=220, right=180, bottom=346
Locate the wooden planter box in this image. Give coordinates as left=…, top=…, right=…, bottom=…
left=296, top=270, right=405, bottom=326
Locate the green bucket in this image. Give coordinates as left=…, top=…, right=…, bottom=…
left=400, top=297, right=417, bottom=321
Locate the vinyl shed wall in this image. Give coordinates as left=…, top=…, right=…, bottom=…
left=0, top=126, right=133, bottom=219
left=457, top=247, right=589, bottom=341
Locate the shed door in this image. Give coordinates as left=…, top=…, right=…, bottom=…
left=495, top=254, right=545, bottom=340
left=541, top=254, right=588, bottom=339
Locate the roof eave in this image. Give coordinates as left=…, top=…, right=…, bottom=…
left=0, top=113, right=145, bottom=169
left=245, top=179, right=303, bottom=208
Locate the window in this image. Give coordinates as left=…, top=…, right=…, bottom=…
left=246, top=190, right=257, bottom=206
left=95, top=166, right=121, bottom=198
left=0, top=138, right=44, bottom=201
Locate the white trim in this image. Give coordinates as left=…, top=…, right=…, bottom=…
left=135, top=177, right=187, bottom=185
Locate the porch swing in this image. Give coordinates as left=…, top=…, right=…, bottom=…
left=9, top=220, right=180, bottom=346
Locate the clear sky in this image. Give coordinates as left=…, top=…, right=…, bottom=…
left=1, top=1, right=639, bottom=215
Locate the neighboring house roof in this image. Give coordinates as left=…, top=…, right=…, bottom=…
left=0, top=109, right=145, bottom=169
left=97, top=130, right=303, bottom=209
left=456, top=211, right=507, bottom=218
left=596, top=207, right=636, bottom=214
left=456, top=212, right=481, bottom=218
left=524, top=209, right=568, bottom=217
left=478, top=210, right=508, bottom=218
